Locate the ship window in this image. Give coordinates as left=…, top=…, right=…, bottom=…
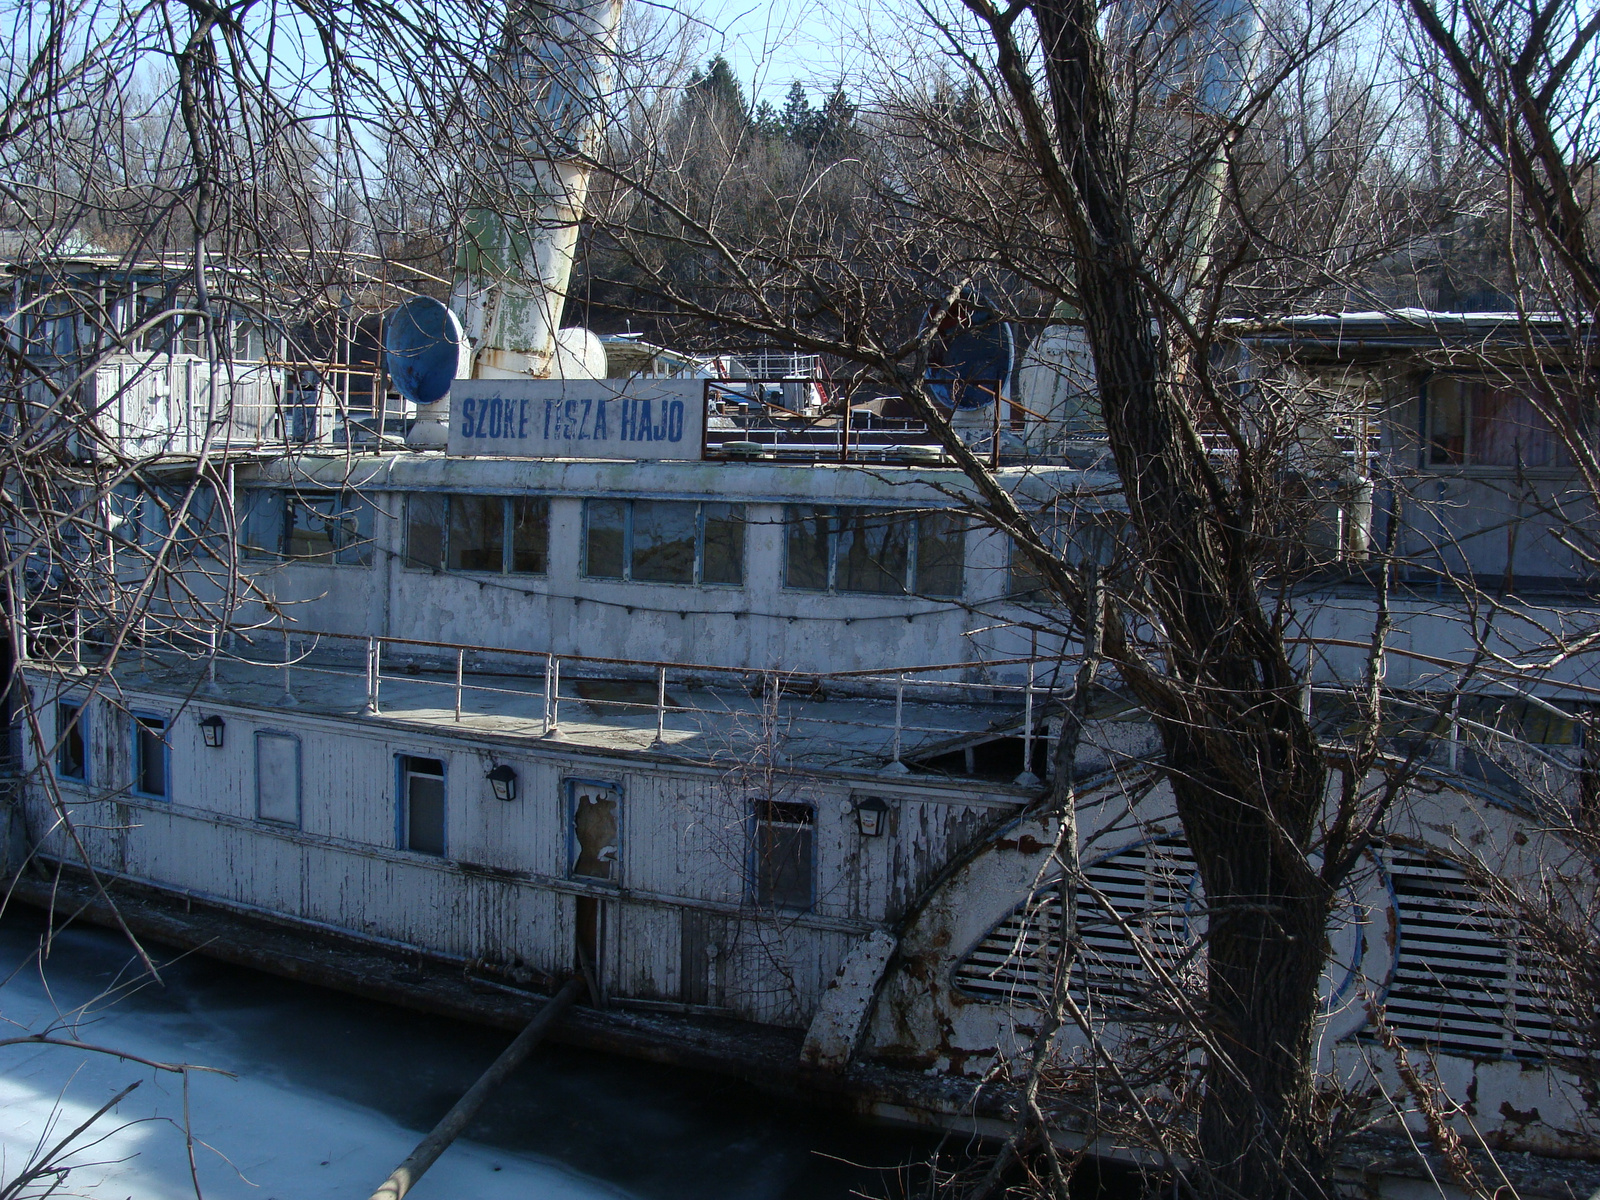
left=168, top=485, right=224, bottom=560
left=132, top=713, right=168, bottom=799
left=287, top=493, right=373, bottom=565
left=107, top=485, right=170, bottom=558
left=752, top=800, right=813, bottom=910
left=584, top=500, right=627, bottom=579
left=400, top=755, right=446, bottom=856
left=783, top=505, right=963, bottom=598
left=1425, top=376, right=1575, bottom=469
left=239, top=489, right=286, bottom=561
left=241, top=490, right=371, bottom=565
left=632, top=500, right=697, bottom=582
left=568, top=779, right=621, bottom=883
left=509, top=497, right=549, bottom=574
left=581, top=500, right=745, bottom=586
left=838, top=508, right=910, bottom=594
left=1009, top=517, right=1119, bottom=598
left=255, top=732, right=301, bottom=826
left=406, top=494, right=446, bottom=569
left=56, top=702, right=86, bottom=781
left=407, top=494, right=549, bottom=575
left=449, top=495, right=504, bottom=571
left=916, top=511, right=965, bottom=598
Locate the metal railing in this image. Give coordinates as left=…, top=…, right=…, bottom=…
left=90, top=624, right=1064, bottom=779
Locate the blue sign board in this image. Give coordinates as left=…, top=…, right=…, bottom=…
left=447, top=378, right=705, bottom=460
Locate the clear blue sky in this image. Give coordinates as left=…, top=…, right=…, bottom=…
left=673, top=0, right=882, bottom=103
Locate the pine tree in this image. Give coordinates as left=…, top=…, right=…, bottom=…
left=684, top=55, right=749, bottom=127
left=813, top=86, right=857, bottom=155
left=780, top=82, right=813, bottom=141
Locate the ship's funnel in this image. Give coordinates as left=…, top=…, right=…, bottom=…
left=451, top=0, right=625, bottom=381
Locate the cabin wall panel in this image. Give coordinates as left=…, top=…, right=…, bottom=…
left=887, top=800, right=995, bottom=919
left=453, top=756, right=563, bottom=876
left=504, top=884, right=564, bottom=978
left=659, top=774, right=744, bottom=907
left=716, top=918, right=849, bottom=1027
left=306, top=734, right=400, bottom=849
left=611, top=900, right=679, bottom=1001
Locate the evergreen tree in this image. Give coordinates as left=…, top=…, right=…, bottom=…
left=813, top=86, right=857, bottom=155
left=780, top=82, right=813, bottom=141
left=753, top=99, right=782, bottom=138
left=685, top=55, right=749, bottom=126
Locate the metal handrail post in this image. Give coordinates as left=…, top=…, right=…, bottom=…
left=542, top=652, right=553, bottom=732
left=364, top=637, right=381, bottom=715
left=654, top=665, right=667, bottom=745
left=1014, top=659, right=1040, bottom=787
left=883, top=673, right=910, bottom=774
left=70, top=608, right=86, bottom=676
left=546, top=655, right=563, bottom=738
left=202, top=626, right=221, bottom=694
left=279, top=627, right=297, bottom=706
left=454, top=649, right=464, bottom=722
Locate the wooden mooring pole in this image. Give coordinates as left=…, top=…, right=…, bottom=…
left=367, top=975, right=586, bottom=1200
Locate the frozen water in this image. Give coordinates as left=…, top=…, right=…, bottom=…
left=0, top=932, right=627, bottom=1198
left=0, top=912, right=928, bottom=1199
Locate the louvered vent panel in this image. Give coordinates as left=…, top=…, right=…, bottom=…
left=953, top=888, right=1063, bottom=1003
left=1381, top=852, right=1576, bottom=1060
left=953, top=838, right=1203, bottom=1011
left=1075, top=839, right=1202, bottom=1014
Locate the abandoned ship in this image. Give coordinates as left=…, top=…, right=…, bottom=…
left=3, top=0, right=1600, bottom=1191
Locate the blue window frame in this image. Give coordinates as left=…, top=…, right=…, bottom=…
left=56, top=701, right=87, bottom=781
left=566, top=778, right=622, bottom=884
left=750, top=799, right=814, bottom=911
left=398, top=754, right=446, bottom=856
left=131, top=712, right=169, bottom=799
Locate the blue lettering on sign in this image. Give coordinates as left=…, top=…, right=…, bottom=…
left=459, top=391, right=686, bottom=446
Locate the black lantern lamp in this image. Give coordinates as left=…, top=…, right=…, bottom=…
left=198, top=714, right=226, bottom=749
left=486, top=763, right=518, bottom=802
left=854, top=795, right=891, bottom=837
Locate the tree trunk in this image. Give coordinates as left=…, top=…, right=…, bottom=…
left=1029, top=0, right=1336, bottom=1195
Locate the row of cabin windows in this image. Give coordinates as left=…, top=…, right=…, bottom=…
left=56, top=702, right=167, bottom=798
left=135, top=483, right=1069, bottom=604
left=1424, top=376, right=1578, bottom=469
left=54, top=707, right=815, bottom=909
left=234, top=488, right=973, bottom=599
left=401, top=494, right=964, bottom=597
left=240, top=489, right=374, bottom=565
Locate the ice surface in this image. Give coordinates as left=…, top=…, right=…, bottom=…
left=0, top=936, right=631, bottom=1200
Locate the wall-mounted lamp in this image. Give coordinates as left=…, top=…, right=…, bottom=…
left=486, top=763, right=518, bottom=802
left=198, top=714, right=226, bottom=749
left=854, top=795, right=891, bottom=837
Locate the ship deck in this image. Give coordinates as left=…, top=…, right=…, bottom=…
left=75, top=630, right=1059, bottom=784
